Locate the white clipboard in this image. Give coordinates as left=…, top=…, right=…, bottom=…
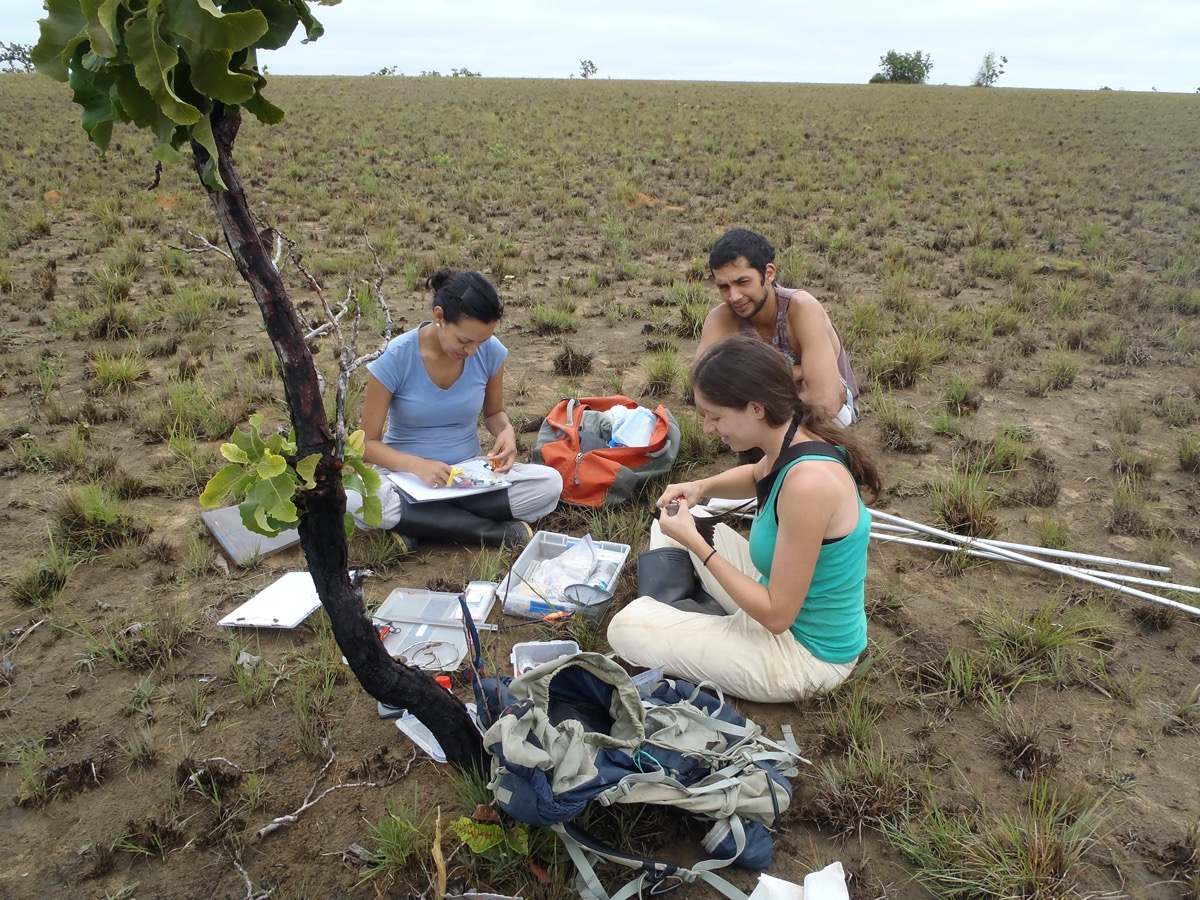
left=218, top=571, right=321, bottom=629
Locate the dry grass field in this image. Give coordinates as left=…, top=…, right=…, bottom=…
left=1, top=73, right=1198, bottom=899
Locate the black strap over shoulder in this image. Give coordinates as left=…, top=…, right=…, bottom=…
left=754, top=432, right=849, bottom=518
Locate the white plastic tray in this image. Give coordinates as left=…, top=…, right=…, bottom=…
left=371, top=589, right=468, bottom=671
left=498, top=532, right=630, bottom=620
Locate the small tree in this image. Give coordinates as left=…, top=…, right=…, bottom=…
left=32, top=0, right=483, bottom=771
left=579, top=58, right=597, bottom=79
left=874, top=50, right=933, bottom=85
left=973, top=52, right=1007, bottom=87
left=0, top=40, right=35, bottom=73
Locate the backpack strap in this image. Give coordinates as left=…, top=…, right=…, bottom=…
left=754, top=428, right=850, bottom=520
left=553, top=821, right=752, bottom=900
left=565, top=397, right=582, bottom=428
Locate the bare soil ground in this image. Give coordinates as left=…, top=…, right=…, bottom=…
left=1, top=75, right=1198, bottom=899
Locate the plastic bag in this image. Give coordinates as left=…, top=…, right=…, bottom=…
left=525, top=534, right=598, bottom=602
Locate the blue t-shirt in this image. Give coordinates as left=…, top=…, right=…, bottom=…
left=366, top=324, right=508, bottom=464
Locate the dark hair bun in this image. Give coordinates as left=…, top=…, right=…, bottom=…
left=426, top=268, right=457, bottom=293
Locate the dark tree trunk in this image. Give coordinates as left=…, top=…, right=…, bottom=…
left=190, top=104, right=485, bottom=773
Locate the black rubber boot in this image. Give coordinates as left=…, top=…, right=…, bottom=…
left=397, top=496, right=533, bottom=549
left=449, top=489, right=520, bottom=520
left=636, top=548, right=726, bottom=616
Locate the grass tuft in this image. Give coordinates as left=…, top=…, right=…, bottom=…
left=807, top=743, right=916, bottom=836
left=930, top=464, right=1000, bottom=538
left=883, top=780, right=1107, bottom=899
left=552, top=344, right=594, bottom=376
left=7, top=538, right=76, bottom=606
left=52, top=484, right=150, bottom=555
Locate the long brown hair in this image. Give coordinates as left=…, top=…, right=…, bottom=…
left=691, top=336, right=882, bottom=497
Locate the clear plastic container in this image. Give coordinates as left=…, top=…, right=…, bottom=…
left=511, top=639, right=580, bottom=676
left=499, top=532, right=630, bottom=622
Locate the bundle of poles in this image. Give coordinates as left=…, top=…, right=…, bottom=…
left=868, top=508, right=1200, bottom=617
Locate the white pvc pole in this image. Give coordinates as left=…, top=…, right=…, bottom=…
left=869, top=532, right=1200, bottom=597
left=869, top=517, right=1171, bottom=574
left=868, top=509, right=1200, bottom=617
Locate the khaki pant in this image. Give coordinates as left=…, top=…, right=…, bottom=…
left=607, top=520, right=856, bottom=703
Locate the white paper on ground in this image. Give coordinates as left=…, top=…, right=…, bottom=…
left=747, top=862, right=848, bottom=900
left=749, top=873, right=803, bottom=900
left=218, top=571, right=320, bottom=629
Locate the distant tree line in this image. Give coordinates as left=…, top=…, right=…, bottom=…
left=368, top=66, right=481, bottom=77
left=869, top=50, right=1008, bottom=88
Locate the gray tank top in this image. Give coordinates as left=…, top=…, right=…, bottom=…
left=737, top=285, right=859, bottom=401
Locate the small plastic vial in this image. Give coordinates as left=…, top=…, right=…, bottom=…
left=587, top=560, right=620, bottom=591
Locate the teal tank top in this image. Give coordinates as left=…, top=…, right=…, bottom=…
left=748, top=449, right=870, bottom=664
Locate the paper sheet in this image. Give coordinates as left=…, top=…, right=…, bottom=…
left=387, top=457, right=510, bottom=503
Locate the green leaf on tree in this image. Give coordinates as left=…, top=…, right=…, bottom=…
left=112, top=62, right=163, bottom=127
left=221, top=442, right=251, bottom=464
left=247, top=472, right=298, bottom=523
left=255, top=451, right=288, bottom=480
left=179, top=39, right=258, bottom=104
left=69, top=63, right=116, bottom=148
left=165, top=1, right=269, bottom=53
left=80, top=0, right=120, bottom=58
left=31, top=0, right=89, bottom=81
left=295, top=453, right=320, bottom=489
left=358, top=492, right=382, bottom=528
left=199, top=463, right=253, bottom=507
left=191, top=111, right=228, bottom=190
left=125, top=3, right=202, bottom=126
left=242, top=89, right=285, bottom=124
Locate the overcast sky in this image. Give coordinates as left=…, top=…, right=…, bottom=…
left=5, top=1, right=1198, bottom=93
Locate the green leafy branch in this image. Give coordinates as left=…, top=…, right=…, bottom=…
left=32, top=0, right=341, bottom=189
left=199, top=413, right=381, bottom=537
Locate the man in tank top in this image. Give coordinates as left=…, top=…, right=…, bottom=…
left=696, top=228, right=859, bottom=427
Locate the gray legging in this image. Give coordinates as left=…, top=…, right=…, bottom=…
left=347, top=461, right=562, bottom=530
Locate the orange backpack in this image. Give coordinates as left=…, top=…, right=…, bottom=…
left=532, top=396, right=681, bottom=507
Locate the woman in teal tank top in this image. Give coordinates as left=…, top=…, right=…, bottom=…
left=608, top=336, right=882, bottom=702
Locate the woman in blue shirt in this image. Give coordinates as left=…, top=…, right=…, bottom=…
left=354, top=269, right=561, bottom=549
left=608, top=336, right=881, bottom=702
